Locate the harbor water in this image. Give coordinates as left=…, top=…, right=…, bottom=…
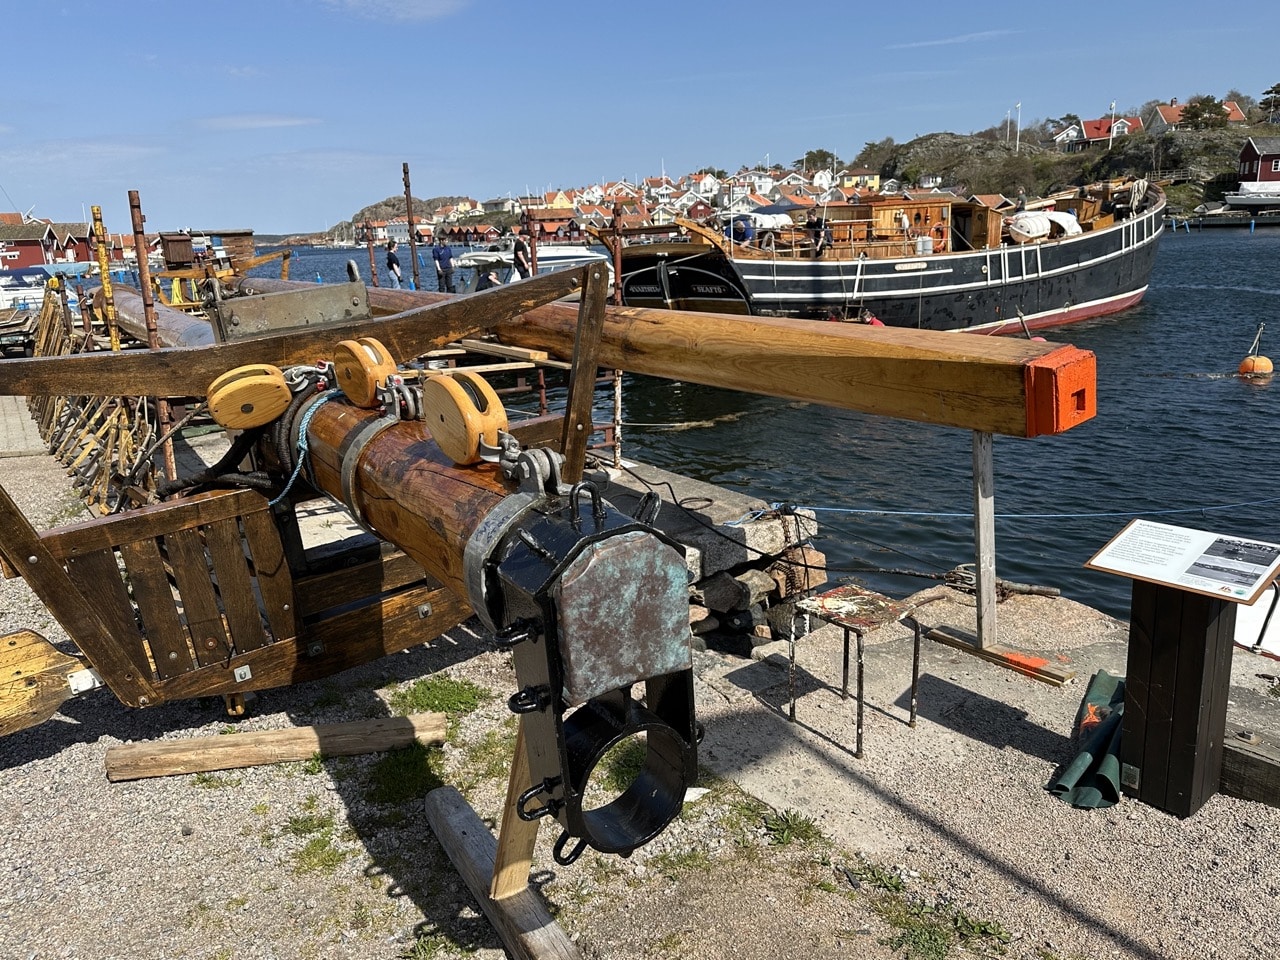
left=257, top=231, right=1280, bottom=618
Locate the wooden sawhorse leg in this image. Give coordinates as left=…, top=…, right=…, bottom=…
left=424, top=718, right=582, bottom=959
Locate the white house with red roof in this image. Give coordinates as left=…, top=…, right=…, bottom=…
left=1147, top=97, right=1248, bottom=134
left=1053, top=116, right=1143, bottom=152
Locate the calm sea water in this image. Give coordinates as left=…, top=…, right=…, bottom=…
left=256, top=231, right=1280, bottom=617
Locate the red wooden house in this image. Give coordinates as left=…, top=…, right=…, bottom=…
left=1237, top=137, right=1280, bottom=186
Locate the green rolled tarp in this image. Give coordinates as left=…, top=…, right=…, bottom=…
left=1048, top=669, right=1126, bottom=809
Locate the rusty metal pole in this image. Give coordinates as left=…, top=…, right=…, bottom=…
left=365, top=221, right=379, bottom=287
left=128, top=190, right=177, bottom=483
left=611, top=201, right=624, bottom=307
left=403, top=163, right=421, bottom=291
left=610, top=200, right=625, bottom=465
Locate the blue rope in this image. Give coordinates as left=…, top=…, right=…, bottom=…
left=268, top=390, right=342, bottom=508
left=759, top=496, right=1280, bottom=524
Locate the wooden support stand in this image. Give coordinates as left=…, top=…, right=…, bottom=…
left=1120, top=581, right=1236, bottom=818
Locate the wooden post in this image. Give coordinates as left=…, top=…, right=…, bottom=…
left=489, top=721, right=540, bottom=899
left=1120, top=581, right=1236, bottom=818
left=559, top=265, right=610, bottom=480
left=403, top=162, right=421, bottom=291
left=128, top=190, right=177, bottom=483
left=972, top=431, right=996, bottom=648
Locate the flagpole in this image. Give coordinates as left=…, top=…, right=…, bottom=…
left=1108, top=101, right=1116, bottom=150
left=1015, top=102, right=1022, bottom=153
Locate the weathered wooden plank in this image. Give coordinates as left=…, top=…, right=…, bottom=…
left=152, top=583, right=470, bottom=701
left=104, top=713, right=447, bottom=781
left=118, top=538, right=192, bottom=679
left=240, top=508, right=297, bottom=642
left=559, top=264, right=610, bottom=482
left=163, top=527, right=231, bottom=668
left=203, top=517, right=269, bottom=654
left=40, top=489, right=262, bottom=558
left=1221, top=727, right=1280, bottom=809
left=62, top=549, right=151, bottom=677
left=490, top=722, right=541, bottom=900
left=0, top=481, right=157, bottom=707
left=295, top=550, right=429, bottom=618
left=426, top=786, right=582, bottom=960
left=925, top=627, right=1075, bottom=685
left=454, top=338, right=549, bottom=362
left=0, top=630, right=86, bottom=738
left=0, top=268, right=585, bottom=398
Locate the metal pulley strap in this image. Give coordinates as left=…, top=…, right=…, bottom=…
left=338, top=415, right=401, bottom=528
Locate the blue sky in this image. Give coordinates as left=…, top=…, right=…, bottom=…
left=2, top=0, right=1276, bottom=233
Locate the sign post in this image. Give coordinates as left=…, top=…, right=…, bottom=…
left=1087, top=521, right=1280, bottom=817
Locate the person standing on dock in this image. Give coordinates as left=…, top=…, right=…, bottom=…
left=385, top=241, right=403, bottom=289
left=512, top=233, right=532, bottom=280
left=432, top=236, right=456, bottom=293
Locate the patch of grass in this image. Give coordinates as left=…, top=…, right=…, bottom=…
left=649, top=847, right=713, bottom=880
left=301, top=752, right=325, bottom=775
left=873, top=896, right=1011, bottom=960
left=877, top=902, right=953, bottom=960
left=652, top=931, right=684, bottom=954
left=294, top=834, right=347, bottom=874
left=285, top=811, right=335, bottom=837
left=385, top=675, right=489, bottom=719
left=251, top=801, right=270, bottom=816
left=400, top=932, right=451, bottom=959
left=365, top=740, right=445, bottom=806
left=596, top=734, right=648, bottom=794
left=845, top=858, right=906, bottom=892
left=709, top=778, right=771, bottom=837
left=455, top=722, right=518, bottom=792
left=192, top=772, right=242, bottom=789
left=225, top=895, right=248, bottom=911
left=763, top=808, right=823, bottom=846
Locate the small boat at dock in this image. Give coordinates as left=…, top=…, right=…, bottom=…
left=593, top=177, right=1165, bottom=334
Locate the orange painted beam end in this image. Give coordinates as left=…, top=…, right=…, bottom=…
left=1024, top=346, right=1097, bottom=437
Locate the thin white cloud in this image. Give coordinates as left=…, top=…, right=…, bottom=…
left=225, top=65, right=262, bottom=78
left=198, top=115, right=321, bottom=131
left=887, top=30, right=1014, bottom=50
left=321, top=0, right=467, bottom=21
left=0, top=124, right=13, bottom=135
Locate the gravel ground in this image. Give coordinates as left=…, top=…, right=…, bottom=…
left=2, top=449, right=1279, bottom=960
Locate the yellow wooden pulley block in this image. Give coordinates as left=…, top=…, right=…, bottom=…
left=420, top=370, right=508, bottom=465
left=333, top=337, right=397, bottom=408
left=206, top=364, right=292, bottom=430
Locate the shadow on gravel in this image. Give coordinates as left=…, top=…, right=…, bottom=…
left=901, top=675, right=1072, bottom=763
left=701, top=699, right=1168, bottom=960
left=0, top=620, right=514, bottom=955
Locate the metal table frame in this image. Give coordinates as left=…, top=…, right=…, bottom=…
left=792, top=584, right=922, bottom=759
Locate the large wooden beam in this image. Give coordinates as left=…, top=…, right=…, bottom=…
left=233, top=279, right=1096, bottom=439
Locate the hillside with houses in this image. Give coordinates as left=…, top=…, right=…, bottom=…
left=312, top=88, right=1279, bottom=248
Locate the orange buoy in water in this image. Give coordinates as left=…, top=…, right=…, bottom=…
left=1239, top=355, right=1274, bottom=377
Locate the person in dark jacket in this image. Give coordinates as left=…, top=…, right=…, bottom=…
left=431, top=237, right=456, bottom=293
left=385, top=241, right=403, bottom=288
left=512, top=234, right=532, bottom=279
